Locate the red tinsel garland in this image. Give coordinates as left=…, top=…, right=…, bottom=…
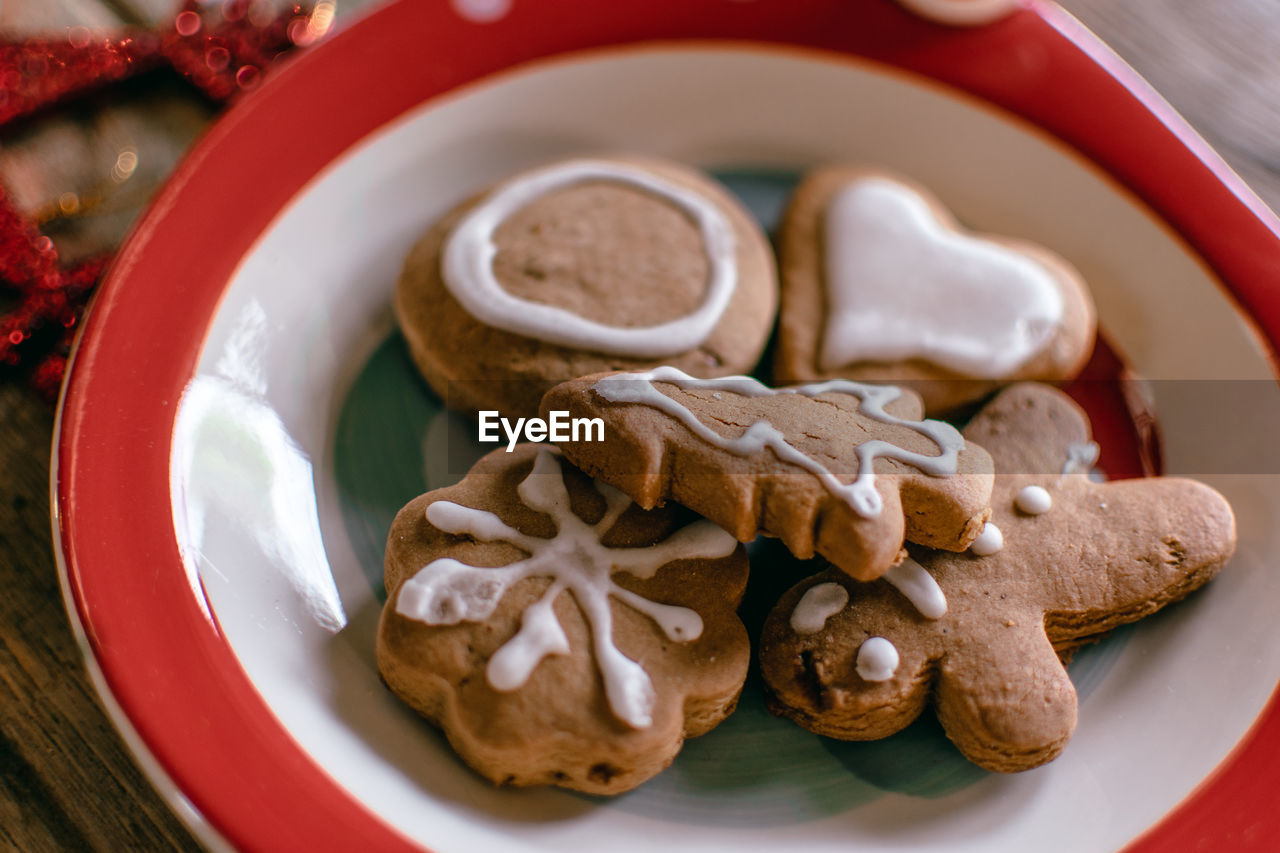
left=0, top=0, right=322, bottom=401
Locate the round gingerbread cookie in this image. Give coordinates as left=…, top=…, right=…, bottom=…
left=773, top=167, right=1096, bottom=413
left=396, top=156, right=777, bottom=419
left=377, top=444, right=751, bottom=794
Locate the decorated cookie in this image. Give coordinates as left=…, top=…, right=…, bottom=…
left=759, top=383, right=1236, bottom=772
left=541, top=366, right=994, bottom=581
left=377, top=444, right=750, bottom=794
left=396, top=156, right=777, bottom=420
left=774, top=168, right=1095, bottom=412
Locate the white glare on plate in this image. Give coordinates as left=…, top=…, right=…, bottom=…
left=170, top=299, right=347, bottom=633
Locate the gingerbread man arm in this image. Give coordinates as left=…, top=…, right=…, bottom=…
left=543, top=368, right=993, bottom=580
left=966, top=385, right=1236, bottom=641
left=1036, top=476, right=1236, bottom=640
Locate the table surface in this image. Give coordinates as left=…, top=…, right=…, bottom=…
left=2, top=1, right=1278, bottom=850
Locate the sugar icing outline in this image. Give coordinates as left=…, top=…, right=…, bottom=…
left=441, top=159, right=738, bottom=358
left=593, top=366, right=966, bottom=519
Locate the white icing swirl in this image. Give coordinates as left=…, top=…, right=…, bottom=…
left=1015, top=485, right=1052, bottom=515
left=882, top=557, right=947, bottom=620
left=592, top=366, right=966, bottom=519
left=970, top=522, right=1004, bottom=556
left=441, top=160, right=737, bottom=357
left=819, top=177, right=1064, bottom=378
left=856, top=637, right=900, bottom=682
left=790, top=582, right=849, bottom=635
left=396, top=448, right=738, bottom=729
left=1062, top=441, right=1101, bottom=476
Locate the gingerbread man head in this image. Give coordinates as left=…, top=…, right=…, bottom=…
left=760, top=383, right=1236, bottom=772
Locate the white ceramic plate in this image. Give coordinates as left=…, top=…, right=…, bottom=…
left=55, top=3, right=1280, bottom=851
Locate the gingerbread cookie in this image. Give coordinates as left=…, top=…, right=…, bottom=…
left=774, top=168, right=1095, bottom=412
left=541, top=367, right=993, bottom=581
left=759, top=383, right=1235, bottom=772
left=396, top=156, right=777, bottom=419
left=378, top=445, right=750, bottom=794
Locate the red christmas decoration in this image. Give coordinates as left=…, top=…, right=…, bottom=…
left=0, top=0, right=325, bottom=401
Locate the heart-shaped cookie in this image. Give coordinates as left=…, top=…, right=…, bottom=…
left=774, top=167, right=1095, bottom=412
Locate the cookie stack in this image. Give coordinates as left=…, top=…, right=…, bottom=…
left=376, top=156, right=1236, bottom=793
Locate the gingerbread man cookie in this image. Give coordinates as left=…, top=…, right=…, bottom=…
left=774, top=168, right=1095, bottom=412
left=760, top=383, right=1236, bottom=772
left=378, top=445, right=750, bottom=794
left=541, top=366, right=993, bottom=581
left=396, top=155, right=777, bottom=419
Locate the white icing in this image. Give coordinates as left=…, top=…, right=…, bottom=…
left=883, top=557, right=947, bottom=619
left=856, top=637, right=900, bottom=682
left=593, top=366, right=965, bottom=519
left=895, top=0, right=1020, bottom=26
left=1015, top=485, right=1052, bottom=515
left=396, top=448, right=738, bottom=729
left=1063, top=441, right=1101, bottom=476
left=970, top=522, right=1004, bottom=556
left=485, top=583, right=570, bottom=691
left=819, top=177, right=1065, bottom=378
left=790, top=582, right=850, bottom=635
left=441, top=159, right=737, bottom=358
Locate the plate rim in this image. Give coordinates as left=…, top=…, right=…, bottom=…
left=52, top=1, right=1280, bottom=850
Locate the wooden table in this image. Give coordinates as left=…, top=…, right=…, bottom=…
left=1, top=1, right=1277, bottom=849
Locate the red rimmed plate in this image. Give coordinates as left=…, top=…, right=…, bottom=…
left=53, top=1, right=1280, bottom=851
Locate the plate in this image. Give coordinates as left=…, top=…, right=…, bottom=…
left=53, top=1, right=1280, bottom=851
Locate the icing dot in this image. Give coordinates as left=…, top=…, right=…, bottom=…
left=1015, top=485, right=1052, bottom=515
left=790, top=582, right=849, bottom=635
left=856, top=637, right=900, bottom=682
left=450, top=0, right=512, bottom=23
left=970, top=522, right=1003, bottom=556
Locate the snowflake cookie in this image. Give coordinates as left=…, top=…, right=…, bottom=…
left=759, top=383, right=1236, bottom=772
left=378, top=444, right=750, bottom=794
